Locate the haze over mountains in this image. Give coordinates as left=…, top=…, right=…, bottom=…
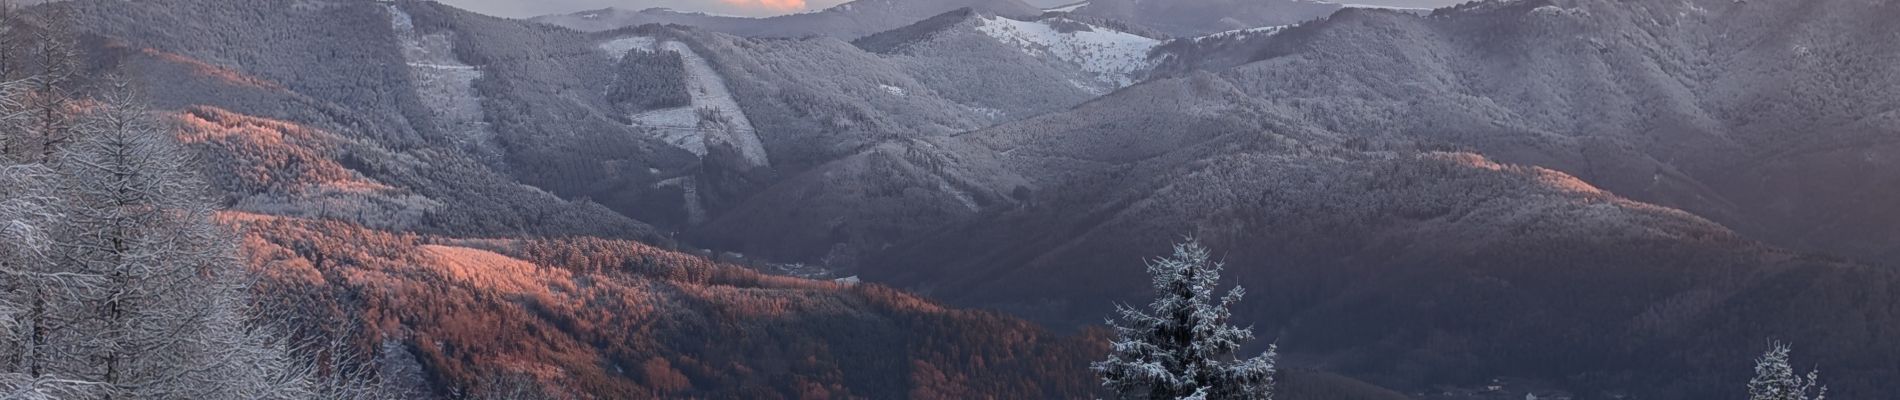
left=9, top=0, right=1900, bottom=398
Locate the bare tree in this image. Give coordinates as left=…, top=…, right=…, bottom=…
left=51, top=83, right=329, bottom=399
left=0, top=163, right=106, bottom=400
left=22, top=9, right=79, bottom=163
left=0, top=1, right=28, bottom=160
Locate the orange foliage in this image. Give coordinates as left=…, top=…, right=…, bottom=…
left=224, top=215, right=1105, bottom=399
left=175, top=106, right=392, bottom=194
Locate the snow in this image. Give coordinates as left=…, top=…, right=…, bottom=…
left=628, top=107, right=704, bottom=152
left=1044, top=1, right=1089, bottom=13
left=1195, top=25, right=1289, bottom=43
left=880, top=84, right=907, bottom=96
left=386, top=4, right=492, bottom=151
left=598, top=36, right=658, bottom=60
left=975, top=16, right=1161, bottom=88
left=1531, top=5, right=1589, bottom=17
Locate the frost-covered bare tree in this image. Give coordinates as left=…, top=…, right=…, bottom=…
left=0, top=9, right=397, bottom=398
left=1749, top=342, right=1826, bottom=400
left=0, top=19, right=108, bottom=397
left=20, top=9, right=78, bottom=163
left=0, top=2, right=14, bottom=79
left=468, top=372, right=559, bottom=400
left=51, top=83, right=312, bottom=398
left=0, top=163, right=105, bottom=400
left=0, top=1, right=27, bottom=160
left=1093, top=239, right=1277, bottom=400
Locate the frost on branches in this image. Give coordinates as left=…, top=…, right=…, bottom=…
left=1749, top=342, right=1826, bottom=400
left=1093, top=239, right=1277, bottom=400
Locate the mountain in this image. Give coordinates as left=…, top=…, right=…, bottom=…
left=818, top=0, right=1900, bottom=396
left=60, top=0, right=1090, bottom=241
left=531, top=0, right=1044, bottom=39
left=542, top=9, right=1191, bottom=263
left=856, top=9, right=1167, bottom=94
left=29, top=0, right=1900, bottom=397
left=64, top=0, right=674, bottom=240
left=1149, top=0, right=1900, bottom=266
left=1064, top=0, right=1345, bottom=37
left=27, top=0, right=1415, bottom=397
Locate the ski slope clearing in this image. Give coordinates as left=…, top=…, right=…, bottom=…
left=388, top=4, right=493, bottom=151
left=596, top=35, right=770, bottom=167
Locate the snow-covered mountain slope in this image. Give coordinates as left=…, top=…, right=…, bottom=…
left=1069, top=0, right=1341, bottom=37
left=973, top=15, right=1163, bottom=89
left=597, top=35, right=770, bottom=167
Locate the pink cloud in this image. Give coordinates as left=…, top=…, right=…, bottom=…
left=720, top=0, right=808, bottom=12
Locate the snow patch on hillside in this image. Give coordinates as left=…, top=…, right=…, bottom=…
left=1196, top=25, right=1289, bottom=43
left=975, top=16, right=1160, bottom=89
left=628, top=107, right=704, bottom=152
left=880, top=84, right=907, bottom=96
left=387, top=4, right=492, bottom=153
left=599, top=36, right=658, bottom=59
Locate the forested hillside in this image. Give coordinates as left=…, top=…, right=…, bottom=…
left=230, top=212, right=1110, bottom=399
left=850, top=0, right=1900, bottom=397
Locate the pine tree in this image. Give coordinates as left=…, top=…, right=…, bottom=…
left=1748, top=342, right=1825, bottom=400
left=1093, top=239, right=1278, bottom=400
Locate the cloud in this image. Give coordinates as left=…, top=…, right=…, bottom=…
left=720, top=0, right=808, bottom=12
left=441, top=0, right=1459, bottom=19
left=437, top=0, right=842, bottom=18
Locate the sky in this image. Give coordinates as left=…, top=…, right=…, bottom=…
left=439, top=0, right=857, bottom=18
left=442, top=0, right=1466, bottom=19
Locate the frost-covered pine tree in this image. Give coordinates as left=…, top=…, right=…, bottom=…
left=1093, top=239, right=1278, bottom=400
left=1748, top=342, right=1825, bottom=400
